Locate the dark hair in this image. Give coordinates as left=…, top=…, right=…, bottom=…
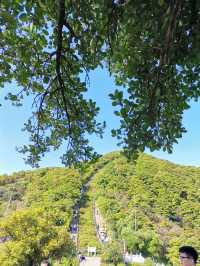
left=179, top=246, right=198, bottom=263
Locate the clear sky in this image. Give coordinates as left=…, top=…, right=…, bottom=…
left=1, top=68, right=200, bottom=175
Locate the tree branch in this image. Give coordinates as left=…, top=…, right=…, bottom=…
left=63, top=21, right=78, bottom=39
left=161, top=0, right=183, bottom=65
left=56, top=0, right=72, bottom=135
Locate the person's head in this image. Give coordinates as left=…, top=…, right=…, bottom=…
left=179, top=246, right=198, bottom=266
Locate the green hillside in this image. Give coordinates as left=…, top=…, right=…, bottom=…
left=0, top=167, right=82, bottom=266
left=91, top=152, right=200, bottom=265
left=1, top=152, right=200, bottom=266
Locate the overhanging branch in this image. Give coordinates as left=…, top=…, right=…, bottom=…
left=56, top=0, right=72, bottom=135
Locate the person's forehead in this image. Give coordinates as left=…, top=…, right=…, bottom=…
left=180, top=252, right=194, bottom=260
left=180, top=252, right=189, bottom=255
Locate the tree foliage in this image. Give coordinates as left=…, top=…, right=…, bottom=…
left=78, top=193, right=101, bottom=251
left=91, top=152, right=200, bottom=264
left=0, top=167, right=83, bottom=265
left=109, top=0, right=200, bottom=156
left=102, top=242, right=123, bottom=266
left=1, top=0, right=200, bottom=165
left=0, top=208, right=74, bottom=266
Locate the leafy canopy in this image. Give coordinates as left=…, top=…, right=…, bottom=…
left=0, top=0, right=200, bottom=166
left=0, top=167, right=82, bottom=265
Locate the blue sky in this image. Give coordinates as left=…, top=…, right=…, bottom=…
left=1, top=68, right=200, bottom=174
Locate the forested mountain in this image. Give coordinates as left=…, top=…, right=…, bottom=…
left=1, top=152, right=200, bottom=266
left=91, top=152, right=200, bottom=265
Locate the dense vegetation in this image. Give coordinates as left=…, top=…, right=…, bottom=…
left=1, top=152, right=200, bottom=265
left=0, top=167, right=83, bottom=265
left=78, top=190, right=101, bottom=251
left=91, top=152, right=200, bottom=266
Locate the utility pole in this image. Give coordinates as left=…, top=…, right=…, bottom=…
left=133, top=194, right=137, bottom=231
left=123, top=239, right=126, bottom=265
left=123, top=239, right=126, bottom=253
left=134, top=208, right=137, bottom=231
